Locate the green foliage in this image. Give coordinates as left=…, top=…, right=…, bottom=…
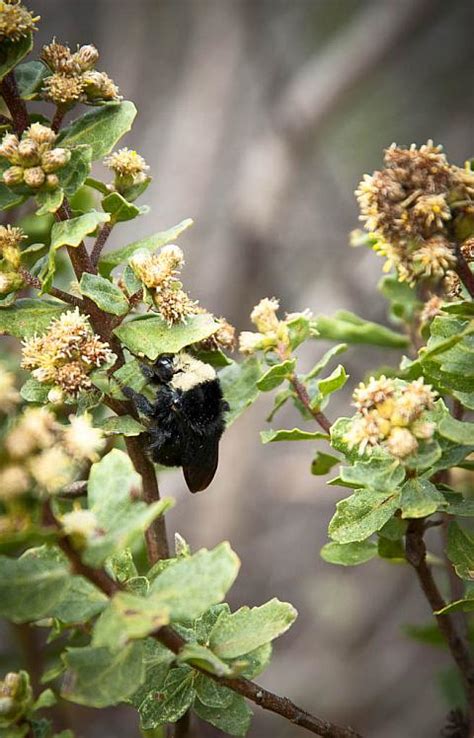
left=257, top=360, right=295, bottom=391
left=260, top=428, right=328, bottom=443
left=15, top=61, right=48, bottom=99
left=312, top=310, right=409, bottom=348
left=218, top=358, right=261, bottom=425
left=58, top=101, right=137, bottom=160
left=0, top=298, right=65, bottom=338
left=0, top=34, right=33, bottom=80
left=79, top=272, right=129, bottom=316
left=113, top=313, right=218, bottom=360
left=101, top=192, right=142, bottom=223
left=320, top=540, right=378, bottom=566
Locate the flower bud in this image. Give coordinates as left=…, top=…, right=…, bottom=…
left=26, top=123, right=57, bottom=147
left=47, top=386, right=64, bottom=404
left=23, top=166, right=45, bottom=188
left=0, top=133, right=19, bottom=161
left=41, top=147, right=71, bottom=172
left=3, top=166, right=24, bottom=186
left=82, top=70, right=120, bottom=101
left=75, top=44, right=99, bottom=71
left=17, top=138, right=39, bottom=166
left=44, top=174, right=59, bottom=191
left=0, top=272, right=24, bottom=296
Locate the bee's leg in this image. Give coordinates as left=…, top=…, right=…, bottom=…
left=122, top=386, right=155, bottom=418
left=138, top=363, right=158, bottom=382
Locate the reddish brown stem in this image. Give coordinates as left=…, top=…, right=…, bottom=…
left=90, top=222, right=113, bottom=268
left=19, top=268, right=84, bottom=309
left=291, top=374, right=332, bottom=434
left=49, top=516, right=362, bottom=738
left=0, top=72, right=29, bottom=135
left=455, top=244, right=474, bottom=298
left=51, top=106, right=66, bottom=133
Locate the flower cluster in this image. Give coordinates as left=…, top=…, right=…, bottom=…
left=0, top=671, right=32, bottom=728
left=344, top=376, right=437, bottom=459
left=355, top=141, right=474, bottom=286
left=0, top=225, right=26, bottom=296
left=0, top=364, right=20, bottom=412
left=238, top=297, right=303, bottom=355
left=0, top=123, right=70, bottom=191
left=104, top=147, right=149, bottom=192
left=0, top=1, right=39, bottom=41
left=129, top=244, right=199, bottom=324
left=21, top=308, right=113, bottom=398
left=41, top=40, right=120, bottom=106
left=1, top=407, right=105, bottom=499
left=196, top=316, right=236, bottom=352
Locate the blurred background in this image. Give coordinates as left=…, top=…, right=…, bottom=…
left=2, top=0, right=474, bottom=736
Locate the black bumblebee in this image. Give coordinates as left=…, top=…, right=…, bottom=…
left=123, top=352, right=228, bottom=493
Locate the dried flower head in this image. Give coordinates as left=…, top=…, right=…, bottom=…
left=104, top=147, right=149, bottom=189
left=43, top=72, right=85, bottom=106
left=355, top=141, right=474, bottom=285
left=21, top=308, right=112, bottom=398
left=420, top=295, right=444, bottom=324
left=82, top=70, right=120, bottom=101
left=41, top=40, right=80, bottom=74
left=461, top=237, right=474, bottom=263
left=251, top=297, right=280, bottom=334
left=344, top=377, right=436, bottom=458
left=130, top=245, right=183, bottom=289
left=61, top=413, right=105, bottom=462
left=443, top=271, right=463, bottom=298
left=28, top=446, right=75, bottom=494
left=5, top=406, right=56, bottom=459
left=61, top=506, right=99, bottom=543
left=154, top=280, right=199, bottom=325
left=0, top=0, right=39, bottom=41
left=0, top=365, right=20, bottom=413
left=197, top=317, right=236, bottom=352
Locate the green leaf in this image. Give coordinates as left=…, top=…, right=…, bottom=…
left=256, top=359, right=295, bottom=391
left=438, top=416, right=474, bottom=445
left=40, top=210, right=110, bottom=292
left=311, top=451, right=340, bottom=475
left=20, top=377, right=51, bottom=403
left=328, top=489, right=401, bottom=544
left=85, top=449, right=173, bottom=566
left=177, top=643, right=231, bottom=676
left=195, top=675, right=233, bottom=709
left=32, top=688, right=56, bottom=712
left=109, top=359, right=147, bottom=399
left=135, top=666, right=195, bottom=727
left=312, top=311, right=409, bottom=348
left=50, top=576, right=107, bottom=625
left=35, top=188, right=64, bottom=216
left=93, top=591, right=169, bottom=649
left=79, top=272, right=129, bottom=316
left=0, top=298, right=65, bottom=338
left=58, top=101, right=137, bottom=160
left=286, top=312, right=312, bottom=350
left=102, top=192, right=141, bottom=223
left=219, top=357, right=261, bottom=425
left=56, top=145, right=92, bottom=198
left=99, top=414, right=146, bottom=437
left=378, top=275, right=421, bottom=323
left=320, top=540, right=378, bottom=566
left=304, top=344, right=347, bottom=380
left=317, top=364, right=348, bottom=399
left=195, top=693, right=252, bottom=737
left=0, top=34, right=33, bottom=81
left=148, top=542, right=240, bottom=621
left=209, top=599, right=296, bottom=659
left=400, top=479, right=446, bottom=519
left=339, top=456, right=405, bottom=493
left=15, top=61, right=48, bottom=99
left=0, top=184, right=25, bottom=211
left=99, top=218, right=193, bottom=276
left=447, top=523, right=474, bottom=580
left=0, top=549, right=70, bottom=622
left=62, top=642, right=144, bottom=707
left=114, top=313, right=218, bottom=361
left=260, top=428, right=328, bottom=444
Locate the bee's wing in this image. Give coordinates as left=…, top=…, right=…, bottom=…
left=183, top=441, right=219, bottom=493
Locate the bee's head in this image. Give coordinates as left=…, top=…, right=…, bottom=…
left=154, top=354, right=176, bottom=383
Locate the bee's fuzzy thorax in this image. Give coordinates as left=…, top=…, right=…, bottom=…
left=170, top=352, right=216, bottom=392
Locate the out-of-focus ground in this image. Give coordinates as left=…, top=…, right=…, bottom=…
left=2, top=1, right=474, bottom=736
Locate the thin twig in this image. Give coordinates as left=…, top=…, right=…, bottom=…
left=19, top=268, right=84, bottom=308
left=405, top=519, right=474, bottom=693
left=0, top=72, right=29, bottom=135
left=290, top=374, right=332, bottom=434
left=51, top=106, right=66, bottom=133
left=90, top=222, right=113, bottom=268
left=47, top=511, right=362, bottom=738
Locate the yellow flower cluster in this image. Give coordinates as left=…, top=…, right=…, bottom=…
left=129, top=245, right=199, bottom=324
left=0, top=123, right=70, bottom=191
left=41, top=40, right=120, bottom=106
left=0, top=225, right=25, bottom=295
left=1, top=408, right=104, bottom=500
left=355, top=141, right=474, bottom=286
left=0, top=0, right=39, bottom=41
left=21, top=308, right=112, bottom=397
left=344, top=376, right=437, bottom=459
left=238, top=297, right=307, bottom=355
left=104, top=147, right=149, bottom=192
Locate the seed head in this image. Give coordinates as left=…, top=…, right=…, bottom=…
left=0, top=1, right=39, bottom=41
